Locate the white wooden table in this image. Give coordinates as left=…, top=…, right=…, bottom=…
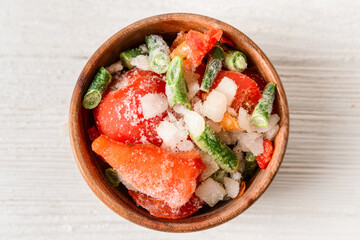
left=1, top=0, right=359, bottom=239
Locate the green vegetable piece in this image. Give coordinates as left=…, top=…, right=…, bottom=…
left=251, top=83, right=276, bottom=127
left=105, top=168, right=121, bottom=187
left=119, top=45, right=148, bottom=69
left=145, top=34, right=171, bottom=74
left=166, top=56, right=191, bottom=109
left=211, top=169, right=228, bottom=182
left=190, top=123, right=239, bottom=173
left=244, top=152, right=258, bottom=180
left=200, top=46, right=225, bottom=92
left=82, top=67, right=112, bottom=109
left=224, top=50, right=247, bottom=72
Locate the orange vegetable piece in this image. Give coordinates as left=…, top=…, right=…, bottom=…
left=185, top=29, right=222, bottom=71
left=201, top=93, right=241, bottom=131
left=256, top=139, right=274, bottom=169
left=219, top=112, right=241, bottom=131
left=234, top=181, right=246, bottom=199
left=170, top=41, right=190, bottom=60
left=129, top=191, right=204, bottom=219
left=201, top=92, right=209, bottom=101
left=186, top=30, right=206, bottom=52
left=91, top=135, right=206, bottom=208
left=204, top=28, right=223, bottom=51
left=170, top=29, right=222, bottom=71
left=170, top=31, right=187, bottom=52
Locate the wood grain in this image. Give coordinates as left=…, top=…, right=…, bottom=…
left=1, top=0, right=359, bottom=239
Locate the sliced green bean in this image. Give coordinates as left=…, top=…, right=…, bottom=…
left=82, top=67, right=111, bottom=109
left=251, top=83, right=276, bottom=127
left=190, top=123, right=239, bottom=173
left=166, top=56, right=191, bottom=109
left=211, top=169, right=228, bottom=183
left=244, top=152, right=258, bottom=180
left=119, top=45, right=148, bottom=69
left=200, top=46, right=224, bottom=92
left=145, top=34, right=171, bottom=74
left=105, top=168, right=121, bottom=187
left=224, top=50, right=247, bottom=72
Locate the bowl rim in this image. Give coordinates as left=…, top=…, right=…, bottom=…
left=69, top=12, right=289, bottom=232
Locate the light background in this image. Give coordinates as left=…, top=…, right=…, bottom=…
left=1, top=0, right=359, bottom=239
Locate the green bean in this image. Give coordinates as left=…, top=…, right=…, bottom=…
left=211, top=169, right=228, bottom=182
left=166, top=56, right=191, bottom=109
left=82, top=67, right=111, bottom=109
left=224, top=50, right=247, bottom=72
left=119, top=45, right=148, bottom=69
left=105, top=168, right=121, bottom=187
left=190, top=123, right=239, bottom=173
left=244, top=152, right=258, bottom=180
left=251, top=83, right=276, bottom=127
left=200, top=46, right=225, bottom=92
left=145, top=34, right=171, bottom=74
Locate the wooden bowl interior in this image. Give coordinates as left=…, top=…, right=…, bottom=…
left=69, top=13, right=289, bottom=232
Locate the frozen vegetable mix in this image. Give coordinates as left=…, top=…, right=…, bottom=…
left=82, top=28, right=279, bottom=219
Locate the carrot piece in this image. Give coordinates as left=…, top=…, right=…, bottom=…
left=186, top=30, right=206, bottom=52
left=201, top=92, right=209, bottom=101
left=234, top=181, right=246, bottom=199
left=201, top=93, right=241, bottom=131
left=170, top=41, right=190, bottom=60
left=91, top=135, right=206, bottom=208
left=219, top=112, right=241, bottom=131
left=170, top=31, right=187, bottom=52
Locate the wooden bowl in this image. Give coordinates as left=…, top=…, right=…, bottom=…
left=69, top=13, right=289, bottom=232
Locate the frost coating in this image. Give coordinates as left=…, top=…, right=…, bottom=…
left=215, top=77, right=238, bottom=106
left=237, top=107, right=255, bottom=132
left=223, top=177, right=240, bottom=198
left=105, top=60, right=124, bottom=74
left=157, top=118, right=194, bottom=152
left=195, top=178, right=227, bottom=207
left=130, top=55, right=152, bottom=71
left=237, top=132, right=264, bottom=156
left=201, top=90, right=227, bottom=122
left=183, top=110, right=205, bottom=138
left=140, top=93, right=168, bottom=119
left=199, top=151, right=220, bottom=181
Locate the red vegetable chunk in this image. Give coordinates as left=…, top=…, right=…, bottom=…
left=87, top=126, right=100, bottom=141
left=256, top=139, right=274, bottom=169
left=94, top=69, right=166, bottom=146
left=210, top=70, right=262, bottom=113
left=242, top=69, right=267, bottom=92
left=129, top=191, right=204, bottom=219
left=220, top=35, right=236, bottom=47
left=91, top=135, right=206, bottom=208
left=184, top=29, right=222, bottom=71
left=204, top=28, right=223, bottom=51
